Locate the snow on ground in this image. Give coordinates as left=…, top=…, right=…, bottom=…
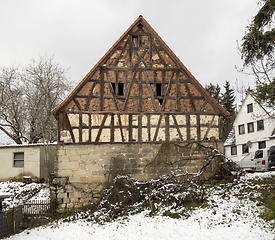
left=0, top=181, right=49, bottom=210
left=2, top=172, right=275, bottom=240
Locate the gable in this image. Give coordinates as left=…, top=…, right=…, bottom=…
left=234, top=93, right=270, bottom=126
left=52, top=15, right=229, bottom=117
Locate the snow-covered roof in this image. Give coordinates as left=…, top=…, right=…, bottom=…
left=224, top=128, right=235, bottom=146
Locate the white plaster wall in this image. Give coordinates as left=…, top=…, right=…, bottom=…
left=60, top=113, right=220, bottom=143
left=0, top=146, right=41, bottom=179
left=225, top=94, right=275, bottom=161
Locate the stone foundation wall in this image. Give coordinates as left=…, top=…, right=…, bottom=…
left=51, top=141, right=223, bottom=210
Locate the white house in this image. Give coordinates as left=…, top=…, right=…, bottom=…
left=224, top=93, right=275, bottom=161
left=0, top=144, right=56, bottom=181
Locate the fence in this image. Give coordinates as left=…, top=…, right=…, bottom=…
left=23, top=199, right=54, bottom=216
left=0, top=206, right=23, bottom=238
left=0, top=200, right=55, bottom=238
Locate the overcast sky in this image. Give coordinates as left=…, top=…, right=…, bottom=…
left=1, top=0, right=259, bottom=97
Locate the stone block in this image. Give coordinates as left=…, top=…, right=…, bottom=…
left=65, top=185, right=74, bottom=193
left=52, top=177, right=68, bottom=185
left=69, top=176, right=81, bottom=182
left=72, top=170, right=89, bottom=177
left=69, top=154, right=82, bottom=161
left=80, top=176, right=103, bottom=183
left=63, top=198, right=70, bottom=204
left=58, top=170, right=73, bottom=177
left=58, top=161, right=79, bottom=170
left=67, top=203, right=74, bottom=209
left=57, top=193, right=67, bottom=199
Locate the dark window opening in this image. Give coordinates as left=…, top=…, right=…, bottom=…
left=247, top=103, right=253, bottom=113
left=248, top=122, right=254, bottom=133
left=156, top=83, right=162, bottom=96
left=132, top=35, right=139, bottom=47
left=231, top=146, right=237, bottom=155
left=111, top=82, right=124, bottom=96
left=158, top=99, right=163, bottom=105
left=257, top=120, right=264, bottom=131
left=118, top=83, right=124, bottom=96
left=14, top=152, right=24, bottom=168
left=258, top=141, right=266, bottom=149
left=239, top=124, right=245, bottom=134
left=242, top=144, right=249, bottom=154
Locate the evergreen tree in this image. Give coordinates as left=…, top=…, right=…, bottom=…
left=221, top=81, right=236, bottom=141
left=241, top=0, right=275, bottom=110
left=205, top=83, right=221, bottom=104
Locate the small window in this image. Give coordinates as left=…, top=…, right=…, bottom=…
left=239, top=124, right=245, bottom=134
left=231, top=146, right=237, bottom=155
left=258, top=141, right=266, bottom=149
left=132, top=35, right=139, bottom=47
left=248, top=122, right=254, bottom=133
left=13, top=152, right=24, bottom=168
left=247, top=103, right=253, bottom=113
left=156, top=83, right=162, bottom=96
left=118, top=83, right=124, bottom=96
left=257, top=120, right=264, bottom=131
left=111, top=82, right=124, bottom=96
left=242, top=144, right=249, bottom=154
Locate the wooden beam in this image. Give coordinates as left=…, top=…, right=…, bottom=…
left=176, top=71, right=180, bottom=111
left=84, top=82, right=97, bottom=111
left=199, top=100, right=207, bottom=112
left=110, top=113, right=114, bottom=143
left=117, top=114, right=125, bottom=142
left=186, top=115, right=190, bottom=140
left=171, top=115, right=183, bottom=141
left=196, top=115, right=201, bottom=141
left=88, top=114, right=91, bottom=142
left=73, top=98, right=82, bottom=111
left=138, top=114, right=142, bottom=142
left=122, top=71, right=137, bottom=111
left=184, top=83, right=197, bottom=111
left=161, top=72, right=174, bottom=111
left=129, top=114, right=133, bottom=141
left=133, top=49, right=148, bottom=67
left=105, top=71, right=119, bottom=111
left=147, top=115, right=151, bottom=141
left=152, top=43, right=167, bottom=67
left=203, top=115, right=216, bottom=140
left=95, top=114, right=108, bottom=142
left=138, top=71, right=142, bottom=111
left=100, top=70, right=104, bottom=111
left=79, top=113, right=83, bottom=143
left=153, top=114, right=163, bottom=141
left=165, top=114, right=169, bottom=141
left=66, top=113, right=75, bottom=143
left=114, top=37, right=131, bottom=66
left=143, top=71, right=158, bottom=111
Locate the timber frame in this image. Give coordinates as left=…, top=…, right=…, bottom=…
left=52, top=15, right=229, bottom=144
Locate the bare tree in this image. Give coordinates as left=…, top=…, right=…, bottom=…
left=22, top=55, right=71, bottom=143
left=0, top=67, right=26, bottom=144
left=0, top=55, right=71, bottom=144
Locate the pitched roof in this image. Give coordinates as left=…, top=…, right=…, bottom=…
left=51, top=15, right=229, bottom=117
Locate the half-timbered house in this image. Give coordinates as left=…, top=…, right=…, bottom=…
left=52, top=16, right=229, bottom=144
left=51, top=16, right=229, bottom=210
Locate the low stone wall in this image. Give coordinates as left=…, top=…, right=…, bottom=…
left=51, top=141, right=223, bottom=210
